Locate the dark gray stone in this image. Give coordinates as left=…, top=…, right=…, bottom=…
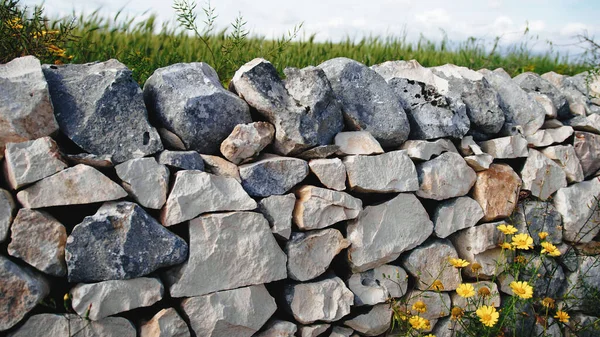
left=42, top=59, right=162, bottom=163
left=239, top=155, right=309, bottom=197
left=156, top=150, right=204, bottom=171
left=513, top=72, right=570, bottom=119
left=318, top=58, right=410, bottom=147
left=144, top=62, right=251, bottom=154
left=230, top=59, right=343, bottom=155
left=511, top=200, right=563, bottom=246
left=66, top=201, right=188, bottom=282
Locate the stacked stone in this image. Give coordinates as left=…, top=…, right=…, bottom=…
left=0, top=55, right=598, bottom=337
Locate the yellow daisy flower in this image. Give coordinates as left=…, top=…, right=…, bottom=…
left=430, top=279, right=444, bottom=291
left=500, top=242, right=513, bottom=250
left=451, top=306, right=464, bottom=321
left=449, top=258, right=470, bottom=268
left=476, top=305, right=499, bottom=327
left=456, top=283, right=476, bottom=298
left=471, top=262, right=482, bottom=273
left=424, top=335, right=436, bottom=337
left=542, top=297, right=555, bottom=309
left=541, top=242, right=561, bottom=257
left=510, top=281, right=533, bottom=299
left=412, top=301, right=427, bottom=313
left=497, top=224, right=518, bottom=235
left=538, top=231, right=549, bottom=240
left=554, top=310, right=570, bottom=323
left=478, top=286, right=491, bottom=297
left=512, top=233, right=534, bottom=250
left=409, top=315, right=430, bottom=330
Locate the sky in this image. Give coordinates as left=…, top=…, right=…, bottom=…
left=21, top=0, right=600, bottom=58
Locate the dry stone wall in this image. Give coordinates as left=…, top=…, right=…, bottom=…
left=0, top=54, right=600, bottom=336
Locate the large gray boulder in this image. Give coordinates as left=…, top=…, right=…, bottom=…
left=230, top=59, right=343, bottom=155
left=293, top=185, right=362, bottom=230
left=160, top=170, right=256, bottom=226
left=70, top=277, right=164, bottom=321
left=512, top=200, right=563, bottom=245
left=433, top=196, right=484, bottom=238
left=284, top=275, right=354, bottom=324
left=343, top=304, right=392, bottom=336
left=479, top=135, right=529, bottom=159
left=541, top=145, right=584, bottom=183
left=347, top=193, right=433, bottom=272
left=7, top=314, right=136, bottom=337
left=115, top=158, right=170, bottom=209
left=3, top=136, right=66, bottom=189
left=16, top=164, right=127, bottom=208
left=0, top=256, right=49, bottom=331
left=308, top=158, right=347, bottom=191
left=373, top=60, right=470, bottom=139
left=416, top=152, right=477, bottom=200
left=513, top=72, right=570, bottom=119
left=318, top=57, right=410, bottom=147
left=520, top=149, right=567, bottom=200
left=480, top=69, right=546, bottom=136
left=0, top=189, right=15, bottom=243
left=0, top=56, right=59, bottom=155
left=554, top=179, right=600, bottom=243
left=181, top=285, right=276, bottom=337
left=239, top=155, right=309, bottom=197
left=43, top=59, right=162, bottom=162
left=342, top=150, right=418, bottom=193
left=66, top=201, right=188, bottom=282
left=144, top=62, right=251, bottom=154
left=164, top=212, right=287, bottom=297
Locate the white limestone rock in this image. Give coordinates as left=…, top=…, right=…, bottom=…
left=479, top=135, right=529, bottom=159
left=258, top=193, right=296, bottom=240
left=464, top=153, right=494, bottom=172
left=165, top=212, right=287, bottom=297
left=7, top=314, right=135, bottom=337
left=200, top=154, right=241, bottom=182
left=115, top=157, right=170, bottom=209
left=573, top=131, right=600, bottom=178
left=541, top=145, right=584, bottom=183
left=400, top=139, right=458, bottom=161
left=0, top=189, right=15, bottom=243
left=284, top=275, right=354, bottom=324
left=347, top=193, right=433, bottom=272
left=348, top=264, right=407, bottom=306
left=416, top=152, right=477, bottom=200
left=16, top=164, right=127, bottom=208
left=554, top=179, right=600, bottom=243
left=329, top=326, right=355, bottom=337
left=3, top=137, right=66, bottom=189
left=334, top=131, right=384, bottom=155
left=402, top=239, right=462, bottom=291
left=220, top=122, right=275, bottom=164
left=525, top=126, right=574, bottom=147
left=181, top=285, right=276, bottom=337
left=450, top=222, right=507, bottom=279
left=160, top=170, right=256, bottom=226
left=298, top=324, right=330, bottom=337
left=308, top=158, right=347, bottom=191
left=254, top=320, right=297, bottom=337
left=140, top=308, right=191, bottom=337
left=521, top=149, right=567, bottom=200
left=459, top=136, right=484, bottom=156
left=286, top=228, right=350, bottom=281
left=433, top=196, right=484, bottom=238
left=343, top=150, right=418, bottom=193
left=293, top=185, right=362, bottom=230
left=343, top=304, right=392, bottom=336
left=70, top=277, right=163, bottom=321
left=565, top=114, right=600, bottom=134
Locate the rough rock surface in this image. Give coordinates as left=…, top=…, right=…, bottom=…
left=0, top=189, right=15, bottom=243
left=297, top=145, right=339, bottom=159
left=16, top=164, right=127, bottom=208
left=165, top=212, right=287, bottom=297
left=479, top=135, right=529, bottom=158
left=541, top=145, right=584, bottom=183
left=553, top=179, right=600, bottom=243
left=433, top=197, right=484, bottom=238
left=450, top=222, right=506, bottom=278
left=416, top=152, right=477, bottom=200
left=7, top=209, right=66, bottom=276
left=0, top=255, right=49, bottom=331
left=318, top=58, right=410, bottom=147
left=65, top=153, right=113, bottom=168
left=157, top=127, right=186, bottom=150
left=343, top=304, right=392, bottom=336
left=43, top=59, right=162, bottom=162
left=573, top=131, right=600, bottom=177
left=334, top=131, right=384, bottom=155
left=347, top=193, right=433, bottom=272
left=472, top=164, right=522, bottom=222
left=200, top=154, right=240, bottom=182
left=66, top=201, right=188, bottom=282
left=480, top=69, right=546, bottom=136
left=343, top=150, right=418, bottom=193
left=116, top=158, right=170, bottom=209
left=526, top=126, right=573, bottom=148
left=239, top=156, right=309, bottom=197
left=297, top=324, right=330, bottom=337
left=160, top=170, right=256, bottom=226
left=286, top=229, right=350, bottom=281
left=220, top=122, right=275, bottom=164
left=464, top=153, right=494, bottom=172
left=181, top=285, right=276, bottom=337
left=402, top=239, right=462, bottom=291
left=512, top=200, right=563, bottom=245
left=231, top=59, right=343, bottom=154
left=140, top=308, right=191, bottom=337
left=71, top=277, right=164, bottom=321
left=520, top=149, right=567, bottom=200
left=4, top=136, right=66, bottom=189
left=513, top=72, right=570, bottom=119
left=533, top=93, right=558, bottom=118
left=348, top=265, right=407, bottom=306
left=258, top=193, right=296, bottom=240
left=329, top=326, right=355, bottom=337
left=308, top=158, right=346, bottom=191
left=255, top=320, right=297, bottom=337
left=0, top=56, right=59, bottom=154
left=566, top=114, right=600, bottom=134
left=284, top=275, right=354, bottom=324
left=293, top=185, right=361, bottom=230
left=143, top=62, right=251, bottom=154
left=156, top=150, right=204, bottom=171
left=400, top=139, right=458, bottom=161
left=7, top=314, right=136, bottom=337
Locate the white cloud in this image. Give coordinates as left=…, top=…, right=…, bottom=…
left=560, top=22, right=588, bottom=37
left=415, top=8, right=450, bottom=26
left=488, top=0, right=502, bottom=9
